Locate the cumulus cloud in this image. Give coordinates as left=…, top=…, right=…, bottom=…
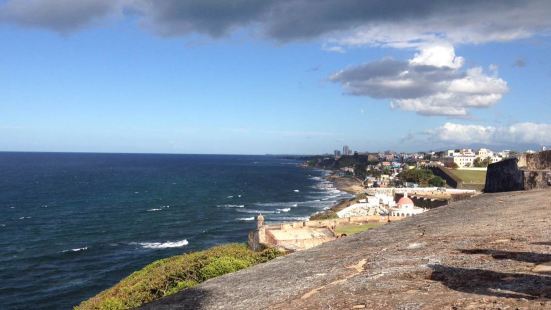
left=331, top=44, right=508, bottom=116
left=430, top=122, right=551, bottom=145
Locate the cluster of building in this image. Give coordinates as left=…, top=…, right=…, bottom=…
left=440, top=148, right=508, bottom=168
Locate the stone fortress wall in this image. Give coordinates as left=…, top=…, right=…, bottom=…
left=484, top=150, right=551, bottom=193
left=248, top=215, right=404, bottom=252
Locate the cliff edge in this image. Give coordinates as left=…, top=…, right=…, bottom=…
left=142, top=189, right=551, bottom=309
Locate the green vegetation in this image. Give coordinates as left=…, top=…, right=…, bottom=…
left=310, top=210, right=338, bottom=220
left=398, top=168, right=445, bottom=187
left=473, top=156, right=491, bottom=167
left=447, top=169, right=487, bottom=184
left=76, top=244, right=282, bottom=310
left=335, top=223, right=382, bottom=235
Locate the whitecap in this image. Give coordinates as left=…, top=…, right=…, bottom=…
left=277, top=208, right=291, bottom=213
left=236, top=217, right=255, bottom=221
left=139, top=239, right=189, bottom=249
left=19, top=216, right=31, bottom=220
left=62, top=247, right=88, bottom=253
left=254, top=201, right=300, bottom=208
left=293, top=189, right=300, bottom=192
left=147, top=205, right=170, bottom=212
left=227, top=195, right=234, bottom=199
left=238, top=195, right=242, bottom=198
left=270, top=216, right=309, bottom=222
left=217, top=204, right=245, bottom=208
left=236, top=209, right=276, bottom=214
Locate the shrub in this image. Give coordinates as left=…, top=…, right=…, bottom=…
left=75, top=244, right=282, bottom=310
left=309, top=210, right=338, bottom=220
left=199, top=256, right=252, bottom=280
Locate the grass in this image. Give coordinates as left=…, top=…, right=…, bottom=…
left=446, top=169, right=487, bottom=184
left=335, top=223, right=382, bottom=235
left=75, top=244, right=282, bottom=310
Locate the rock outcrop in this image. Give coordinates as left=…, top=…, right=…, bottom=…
left=141, top=189, right=551, bottom=310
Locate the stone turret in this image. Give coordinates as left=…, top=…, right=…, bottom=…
left=256, top=213, right=264, bottom=229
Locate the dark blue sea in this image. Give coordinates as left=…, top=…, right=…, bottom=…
left=0, top=152, right=351, bottom=309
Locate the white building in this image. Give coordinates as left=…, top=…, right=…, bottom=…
left=389, top=193, right=426, bottom=217
left=442, top=155, right=476, bottom=168
left=476, top=148, right=494, bottom=158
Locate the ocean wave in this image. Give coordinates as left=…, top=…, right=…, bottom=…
left=139, top=239, right=189, bottom=249
left=293, top=189, right=300, bottom=192
left=62, top=247, right=88, bottom=253
left=19, top=216, right=31, bottom=220
left=236, top=209, right=276, bottom=214
left=276, top=208, right=291, bottom=213
left=147, top=205, right=170, bottom=212
left=217, top=204, right=245, bottom=208
left=236, top=217, right=255, bottom=221
left=254, top=201, right=300, bottom=208
left=270, top=216, right=309, bottom=222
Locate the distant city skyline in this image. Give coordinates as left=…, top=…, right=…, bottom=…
left=1, top=1, right=550, bottom=154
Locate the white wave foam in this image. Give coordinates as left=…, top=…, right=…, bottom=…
left=217, top=204, right=245, bottom=208
left=271, top=216, right=309, bottom=222
left=139, top=239, right=189, bottom=249
left=254, top=201, right=299, bottom=208
left=236, top=209, right=276, bottom=214
left=227, top=195, right=234, bottom=199
left=277, top=208, right=291, bottom=213
left=146, top=205, right=170, bottom=212
left=236, top=217, right=255, bottom=221
left=19, top=216, right=31, bottom=220
left=293, top=189, right=300, bottom=192
left=63, top=247, right=88, bottom=253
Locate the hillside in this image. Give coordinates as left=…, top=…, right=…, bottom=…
left=141, top=189, right=551, bottom=309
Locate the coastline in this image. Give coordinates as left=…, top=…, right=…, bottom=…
left=309, top=170, right=364, bottom=220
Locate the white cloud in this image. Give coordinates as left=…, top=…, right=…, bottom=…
left=331, top=45, right=508, bottom=116
left=430, top=122, right=551, bottom=145
left=410, top=44, right=464, bottom=69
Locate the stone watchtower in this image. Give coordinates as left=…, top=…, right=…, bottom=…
left=248, top=213, right=266, bottom=251
left=257, top=213, right=264, bottom=229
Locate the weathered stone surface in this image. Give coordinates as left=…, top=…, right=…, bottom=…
left=485, top=151, right=551, bottom=192
left=484, top=158, right=525, bottom=192
left=141, top=190, right=551, bottom=310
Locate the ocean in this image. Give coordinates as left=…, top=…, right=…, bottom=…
left=0, top=152, right=352, bottom=309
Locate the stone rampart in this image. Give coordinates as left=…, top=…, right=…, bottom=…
left=484, top=151, right=551, bottom=193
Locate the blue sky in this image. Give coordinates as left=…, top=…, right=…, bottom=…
left=0, top=1, right=550, bottom=154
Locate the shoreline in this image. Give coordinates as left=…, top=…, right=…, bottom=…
left=309, top=170, right=364, bottom=220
